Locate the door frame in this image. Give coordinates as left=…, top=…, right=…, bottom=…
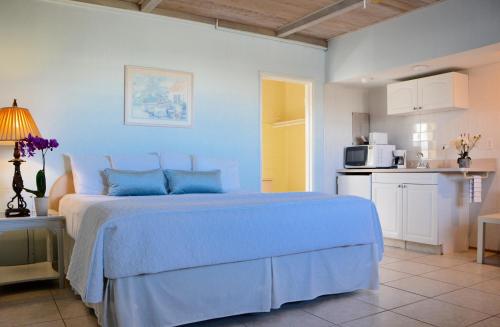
left=259, top=72, right=313, bottom=192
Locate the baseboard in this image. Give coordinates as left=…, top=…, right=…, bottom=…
left=384, top=238, right=442, bottom=254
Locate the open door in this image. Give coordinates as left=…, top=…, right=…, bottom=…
left=260, top=74, right=312, bottom=193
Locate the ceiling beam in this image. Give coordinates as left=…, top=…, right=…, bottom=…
left=71, top=0, right=327, bottom=48
left=216, top=20, right=327, bottom=48
left=140, top=0, right=162, bottom=12
left=71, top=0, right=139, bottom=10
left=277, top=0, right=364, bottom=37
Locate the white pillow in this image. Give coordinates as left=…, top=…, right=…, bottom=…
left=69, top=154, right=111, bottom=195
left=110, top=154, right=161, bottom=171
left=159, top=152, right=192, bottom=171
left=193, top=156, right=240, bottom=192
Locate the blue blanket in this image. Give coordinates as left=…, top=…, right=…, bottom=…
left=66, top=192, right=383, bottom=303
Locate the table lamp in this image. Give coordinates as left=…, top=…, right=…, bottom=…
left=0, top=99, right=41, bottom=217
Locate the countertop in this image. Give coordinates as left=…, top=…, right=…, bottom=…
left=337, top=167, right=495, bottom=174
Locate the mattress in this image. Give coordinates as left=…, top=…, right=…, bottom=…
left=60, top=194, right=120, bottom=239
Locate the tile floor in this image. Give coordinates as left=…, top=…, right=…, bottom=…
left=1, top=248, right=500, bottom=327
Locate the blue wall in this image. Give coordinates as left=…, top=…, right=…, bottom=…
left=0, top=0, right=326, bottom=194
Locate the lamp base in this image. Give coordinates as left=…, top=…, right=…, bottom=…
left=5, top=207, right=31, bottom=218
left=5, top=141, right=31, bottom=218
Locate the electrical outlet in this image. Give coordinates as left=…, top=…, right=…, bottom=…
left=486, top=138, right=494, bottom=150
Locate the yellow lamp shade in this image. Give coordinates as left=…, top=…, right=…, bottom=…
left=0, top=99, right=41, bottom=142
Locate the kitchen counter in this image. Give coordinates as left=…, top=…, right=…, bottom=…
left=336, top=167, right=495, bottom=174
left=337, top=158, right=497, bottom=174
left=337, top=159, right=497, bottom=255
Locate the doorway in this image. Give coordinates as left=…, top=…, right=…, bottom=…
left=260, top=74, right=312, bottom=193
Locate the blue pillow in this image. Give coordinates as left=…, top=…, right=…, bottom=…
left=164, top=169, right=223, bottom=194
left=104, top=168, right=167, bottom=196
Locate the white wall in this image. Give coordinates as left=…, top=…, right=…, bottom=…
left=369, top=62, right=500, bottom=250
left=0, top=0, right=326, bottom=195
left=323, top=84, right=368, bottom=194
left=327, top=0, right=500, bottom=82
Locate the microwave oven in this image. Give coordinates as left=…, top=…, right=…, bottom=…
left=344, top=145, right=395, bottom=168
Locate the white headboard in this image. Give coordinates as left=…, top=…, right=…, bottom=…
left=49, top=173, right=75, bottom=212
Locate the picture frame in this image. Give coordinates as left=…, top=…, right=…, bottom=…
left=124, top=65, right=193, bottom=127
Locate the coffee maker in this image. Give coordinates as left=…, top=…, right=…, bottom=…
left=393, top=150, right=407, bottom=168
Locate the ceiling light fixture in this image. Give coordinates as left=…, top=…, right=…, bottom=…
left=360, top=77, right=373, bottom=83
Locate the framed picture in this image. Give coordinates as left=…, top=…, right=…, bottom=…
left=124, top=66, right=193, bottom=127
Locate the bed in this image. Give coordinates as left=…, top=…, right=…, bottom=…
left=51, top=173, right=383, bottom=327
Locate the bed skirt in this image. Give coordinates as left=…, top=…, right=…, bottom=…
left=90, top=243, right=379, bottom=327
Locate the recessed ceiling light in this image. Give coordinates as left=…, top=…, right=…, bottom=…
left=360, top=77, right=372, bottom=83
left=412, top=65, right=429, bottom=72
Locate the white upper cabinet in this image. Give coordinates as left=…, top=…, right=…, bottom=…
left=387, top=80, right=418, bottom=115
left=387, top=72, right=469, bottom=115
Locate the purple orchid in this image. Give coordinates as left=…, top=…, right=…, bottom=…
left=18, top=134, right=60, bottom=198
left=19, top=134, right=59, bottom=167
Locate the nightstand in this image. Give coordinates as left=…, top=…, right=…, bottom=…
left=0, top=213, right=65, bottom=288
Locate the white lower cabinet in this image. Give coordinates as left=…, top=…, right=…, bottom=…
left=403, top=184, right=438, bottom=245
left=371, top=173, right=465, bottom=253
left=372, top=183, right=402, bottom=240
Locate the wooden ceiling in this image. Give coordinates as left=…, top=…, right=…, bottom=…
left=73, top=0, right=440, bottom=47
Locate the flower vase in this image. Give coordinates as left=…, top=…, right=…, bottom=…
left=457, top=158, right=471, bottom=168
left=34, top=197, right=49, bottom=216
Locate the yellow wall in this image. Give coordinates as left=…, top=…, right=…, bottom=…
left=261, top=80, right=306, bottom=192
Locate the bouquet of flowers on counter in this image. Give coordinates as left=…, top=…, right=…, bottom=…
left=454, top=133, right=481, bottom=168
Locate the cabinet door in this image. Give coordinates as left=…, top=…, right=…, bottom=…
left=387, top=80, right=418, bottom=115
left=403, top=184, right=438, bottom=245
left=418, top=74, right=453, bottom=111
left=372, top=183, right=402, bottom=239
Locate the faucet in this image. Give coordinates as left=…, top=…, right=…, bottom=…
left=416, top=152, right=429, bottom=169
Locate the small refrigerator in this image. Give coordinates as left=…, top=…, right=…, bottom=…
left=337, top=174, right=372, bottom=200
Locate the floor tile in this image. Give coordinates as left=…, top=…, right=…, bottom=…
left=442, top=249, right=480, bottom=261
left=469, top=317, right=500, bottom=327
left=442, top=249, right=496, bottom=261
left=385, top=276, right=461, bottom=297
left=187, top=315, right=249, bottom=326
left=64, top=315, right=99, bottom=327
left=382, top=261, right=440, bottom=275
left=384, top=247, right=428, bottom=260
left=421, top=268, right=493, bottom=286
left=50, top=287, right=80, bottom=300
left=353, top=285, right=425, bottom=310
left=379, top=268, right=412, bottom=283
left=470, top=278, right=500, bottom=296
left=483, top=254, right=500, bottom=266
left=242, top=308, right=333, bottom=327
left=380, top=256, right=401, bottom=266
left=436, top=288, right=500, bottom=315
left=55, top=298, right=91, bottom=319
left=342, top=311, right=432, bottom=327
left=393, top=299, right=489, bottom=327
left=25, top=320, right=65, bottom=327
left=452, top=263, right=500, bottom=277
left=411, top=255, right=468, bottom=268
left=301, top=295, right=383, bottom=324
left=0, top=288, right=53, bottom=305
left=0, top=300, right=61, bottom=326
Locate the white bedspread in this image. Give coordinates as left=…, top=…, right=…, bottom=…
left=60, top=195, right=120, bottom=239
left=64, top=192, right=383, bottom=303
